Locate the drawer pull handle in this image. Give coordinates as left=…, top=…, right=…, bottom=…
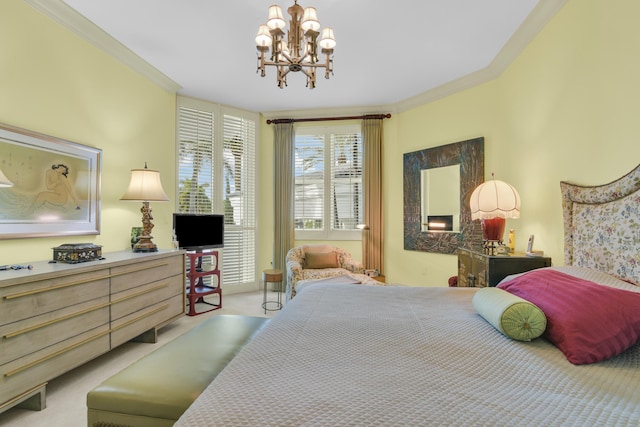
left=4, top=275, right=111, bottom=300
left=4, top=328, right=110, bottom=377
left=111, top=304, right=168, bottom=332
left=110, top=262, right=170, bottom=278
left=111, top=282, right=169, bottom=304
left=3, top=301, right=110, bottom=339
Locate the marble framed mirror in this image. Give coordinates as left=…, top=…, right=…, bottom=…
left=403, top=137, right=484, bottom=254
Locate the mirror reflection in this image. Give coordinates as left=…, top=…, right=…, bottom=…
left=403, top=137, right=484, bottom=254
left=420, top=164, right=460, bottom=232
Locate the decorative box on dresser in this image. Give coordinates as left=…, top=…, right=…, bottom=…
left=457, top=247, right=552, bottom=288
left=0, top=250, right=185, bottom=414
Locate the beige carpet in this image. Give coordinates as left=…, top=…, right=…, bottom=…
left=0, top=290, right=281, bottom=427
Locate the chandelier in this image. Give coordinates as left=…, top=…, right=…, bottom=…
left=255, top=1, right=336, bottom=89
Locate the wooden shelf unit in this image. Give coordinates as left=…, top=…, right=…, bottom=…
left=186, top=251, right=222, bottom=316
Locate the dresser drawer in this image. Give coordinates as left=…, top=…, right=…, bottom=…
left=0, top=300, right=109, bottom=365
left=0, top=327, right=110, bottom=407
left=110, top=294, right=184, bottom=347
left=0, top=273, right=110, bottom=324
left=111, top=275, right=183, bottom=321
left=110, top=254, right=184, bottom=293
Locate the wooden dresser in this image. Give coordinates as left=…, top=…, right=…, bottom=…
left=0, top=250, right=185, bottom=413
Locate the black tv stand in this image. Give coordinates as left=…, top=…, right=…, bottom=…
left=185, top=250, right=222, bottom=316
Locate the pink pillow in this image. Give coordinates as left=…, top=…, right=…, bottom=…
left=498, top=269, right=640, bottom=365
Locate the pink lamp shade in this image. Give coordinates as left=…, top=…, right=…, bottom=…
left=470, top=179, right=520, bottom=242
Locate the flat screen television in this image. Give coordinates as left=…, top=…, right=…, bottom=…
left=173, top=213, right=224, bottom=251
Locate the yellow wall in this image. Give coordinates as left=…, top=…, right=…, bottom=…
left=0, top=1, right=177, bottom=264
left=383, top=0, right=640, bottom=286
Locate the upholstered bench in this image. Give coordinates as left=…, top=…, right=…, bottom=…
left=87, top=315, right=269, bottom=427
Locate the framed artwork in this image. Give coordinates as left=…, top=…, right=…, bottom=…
left=0, top=123, right=102, bottom=239
left=131, top=227, right=143, bottom=249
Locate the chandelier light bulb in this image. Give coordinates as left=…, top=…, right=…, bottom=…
left=267, top=5, right=286, bottom=30
left=255, top=25, right=273, bottom=47
left=301, top=7, right=320, bottom=32
left=319, top=28, right=336, bottom=49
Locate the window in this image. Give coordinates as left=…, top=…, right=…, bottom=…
left=177, top=97, right=257, bottom=292
left=295, top=125, right=363, bottom=240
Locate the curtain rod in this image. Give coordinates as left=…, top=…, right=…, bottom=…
left=266, top=113, right=391, bottom=125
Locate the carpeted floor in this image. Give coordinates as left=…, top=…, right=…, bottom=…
left=0, top=290, right=280, bottom=427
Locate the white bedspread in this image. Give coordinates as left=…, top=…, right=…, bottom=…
left=176, top=283, right=640, bottom=426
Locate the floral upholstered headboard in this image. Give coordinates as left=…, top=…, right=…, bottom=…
left=560, top=164, right=640, bottom=285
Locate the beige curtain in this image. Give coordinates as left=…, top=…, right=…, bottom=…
left=273, top=122, right=295, bottom=274
left=362, top=118, right=384, bottom=273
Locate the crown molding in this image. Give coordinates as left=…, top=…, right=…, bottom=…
left=394, top=0, right=568, bottom=113
left=24, top=0, right=181, bottom=93
left=24, top=0, right=565, bottom=117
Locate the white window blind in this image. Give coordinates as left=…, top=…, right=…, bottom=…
left=294, top=133, right=325, bottom=230
left=222, top=113, right=256, bottom=286
left=295, top=125, right=363, bottom=240
left=177, top=97, right=257, bottom=290
left=330, top=132, right=363, bottom=230
left=177, top=106, right=215, bottom=213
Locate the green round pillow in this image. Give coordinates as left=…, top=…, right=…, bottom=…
left=472, top=287, right=547, bottom=341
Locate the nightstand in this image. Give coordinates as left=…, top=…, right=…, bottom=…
left=457, top=247, right=551, bottom=288
left=371, top=274, right=385, bottom=283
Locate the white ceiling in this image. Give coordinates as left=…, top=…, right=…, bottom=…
left=29, top=1, right=564, bottom=116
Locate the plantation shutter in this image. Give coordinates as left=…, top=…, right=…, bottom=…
left=177, top=106, right=215, bottom=213
left=294, top=133, right=325, bottom=230
left=294, top=125, right=362, bottom=239
left=177, top=97, right=258, bottom=292
left=330, top=131, right=363, bottom=230
left=222, top=113, right=256, bottom=286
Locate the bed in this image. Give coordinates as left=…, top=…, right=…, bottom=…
left=176, top=165, right=640, bottom=427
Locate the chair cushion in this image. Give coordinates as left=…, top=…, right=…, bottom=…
left=305, top=251, right=339, bottom=269
left=302, top=244, right=334, bottom=254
